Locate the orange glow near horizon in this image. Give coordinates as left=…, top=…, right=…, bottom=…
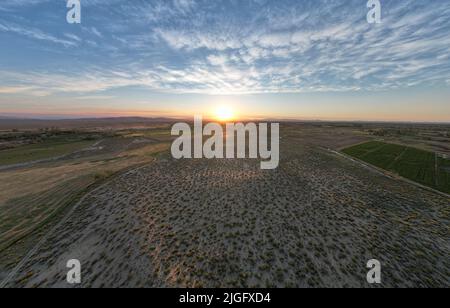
left=213, top=105, right=236, bottom=122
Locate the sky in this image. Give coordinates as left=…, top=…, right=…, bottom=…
left=0, top=0, right=449, bottom=122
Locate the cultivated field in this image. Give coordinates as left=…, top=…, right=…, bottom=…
left=343, top=141, right=450, bottom=194
left=0, top=121, right=448, bottom=288
left=0, top=139, right=95, bottom=166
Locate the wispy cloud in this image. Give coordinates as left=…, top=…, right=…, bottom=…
left=0, top=86, right=36, bottom=94
left=0, top=0, right=49, bottom=11
left=0, top=22, right=77, bottom=47
left=75, top=95, right=115, bottom=100
left=0, top=0, right=449, bottom=97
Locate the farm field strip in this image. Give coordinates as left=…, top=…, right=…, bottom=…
left=0, top=139, right=96, bottom=167
left=342, top=141, right=450, bottom=194
left=0, top=175, right=95, bottom=252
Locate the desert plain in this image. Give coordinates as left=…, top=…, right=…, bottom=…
left=0, top=119, right=448, bottom=288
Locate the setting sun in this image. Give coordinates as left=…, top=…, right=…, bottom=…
left=214, top=105, right=236, bottom=122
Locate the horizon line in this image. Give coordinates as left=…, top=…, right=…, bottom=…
left=1, top=113, right=449, bottom=125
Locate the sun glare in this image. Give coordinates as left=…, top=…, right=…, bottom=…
left=214, top=105, right=235, bottom=122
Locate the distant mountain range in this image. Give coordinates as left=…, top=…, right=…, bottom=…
left=0, top=115, right=449, bottom=130
left=0, top=116, right=181, bottom=130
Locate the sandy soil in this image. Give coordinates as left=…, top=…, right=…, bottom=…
left=5, top=140, right=449, bottom=288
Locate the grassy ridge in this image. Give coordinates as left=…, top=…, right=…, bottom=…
left=0, top=175, right=96, bottom=252
left=0, top=141, right=171, bottom=254
left=343, top=141, right=450, bottom=194
left=0, top=140, right=95, bottom=166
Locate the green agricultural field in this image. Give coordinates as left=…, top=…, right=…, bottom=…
left=343, top=141, right=450, bottom=194
left=0, top=140, right=95, bottom=166
left=437, top=157, right=450, bottom=193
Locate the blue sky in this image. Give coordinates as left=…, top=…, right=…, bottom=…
left=0, top=0, right=449, bottom=121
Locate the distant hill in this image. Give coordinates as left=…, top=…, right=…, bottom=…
left=0, top=116, right=23, bottom=120
left=0, top=116, right=180, bottom=130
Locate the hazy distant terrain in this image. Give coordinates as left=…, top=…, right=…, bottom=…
left=0, top=120, right=449, bottom=288
left=0, top=117, right=177, bottom=130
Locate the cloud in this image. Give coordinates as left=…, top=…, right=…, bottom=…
left=156, top=28, right=243, bottom=51
left=0, top=0, right=450, bottom=96
left=0, top=86, right=36, bottom=94
left=64, top=33, right=81, bottom=42
left=0, top=0, right=49, bottom=11
left=75, top=95, right=115, bottom=100
left=207, top=54, right=228, bottom=66
left=0, top=22, right=77, bottom=47
left=0, top=85, right=51, bottom=96
left=89, top=27, right=103, bottom=38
